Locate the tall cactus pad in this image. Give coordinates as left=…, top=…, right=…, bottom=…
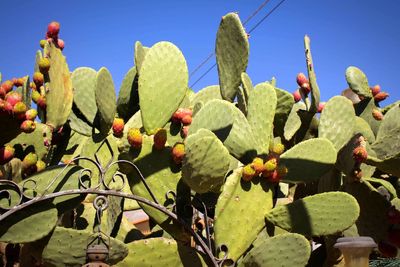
left=304, top=35, right=321, bottom=113
left=117, top=67, right=139, bottom=121
left=280, top=138, right=337, bottom=183
left=116, top=238, right=208, bottom=267
left=283, top=102, right=306, bottom=141
left=139, top=42, right=188, bottom=134
left=239, top=233, right=311, bottom=267
left=216, top=13, right=249, bottom=102
left=182, top=131, right=230, bottom=193
left=319, top=96, right=355, bottom=151
left=247, top=82, right=277, bottom=154
left=45, top=42, right=74, bottom=129
left=274, top=87, right=295, bottom=137
left=95, top=67, right=117, bottom=135
left=71, top=67, right=97, bottom=123
left=0, top=202, right=57, bottom=243
left=41, top=227, right=128, bottom=266
left=266, top=192, right=359, bottom=236
left=214, top=169, right=273, bottom=262
left=189, top=99, right=258, bottom=162
left=240, top=72, right=253, bottom=101
left=346, top=66, right=372, bottom=98
left=134, top=41, right=149, bottom=74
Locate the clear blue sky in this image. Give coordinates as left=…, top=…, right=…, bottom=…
left=1, top=0, right=399, bottom=105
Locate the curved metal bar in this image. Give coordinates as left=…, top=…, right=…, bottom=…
left=0, top=189, right=219, bottom=267
left=0, top=180, right=23, bottom=211
left=190, top=194, right=213, bottom=252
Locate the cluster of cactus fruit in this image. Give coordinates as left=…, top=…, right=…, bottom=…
left=0, top=12, right=399, bottom=267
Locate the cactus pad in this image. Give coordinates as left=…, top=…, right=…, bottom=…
left=345, top=66, right=372, bottom=98
left=117, top=67, right=139, bottom=121
left=266, top=192, right=359, bottom=236
left=134, top=41, right=149, bottom=74
left=304, top=35, right=321, bottom=113
left=216, top=13, right=249, bottom=102
left=283, top=102, right=306, bottom=141
left=190, top=85, right=222, bottom=108
left=71, top=67, right=97, bottom=123
left=139, top=41, right=188, bottom=134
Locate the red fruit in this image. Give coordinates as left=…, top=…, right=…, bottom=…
left=5, top=92, right=22, bottom=106
left=47, top=21, right=60, bottom=38
left=251, top=157, right=265, bottom=175
left=388, top=206, right=400, bottom=225
left=0, top=145, right=15, bottom=165
left=0, top=87, right=5, bottom=99
left=371, top=84, right=381, bottom=96
left=242, top=164, right=256, bottom=181
left=3, top=101, right=13, bottom=114
left=25, top=109, right=38, bottom=121
left=353, top=146, right=368, bottom=163
left=374, top=92, right=389, bottom=102
left=378, top=241, right=398, bottom=258
left=388, top=229, right=400, bottom=248
left=14, top=78, right=24, bottom=87
left=265, top=170, right=280, bottom=183
left=301, top=82, right=311, bottom=94
left=30, top=82, right=37, bottom=90
left=37, top=96, right=46, bottom=109
left=20, top=120, right=36, bottom=133
left=1, top=80, right=13, bottom=93
left=112, top=118, right=124, bottom=137
left=153, top=128, right=167, bottom=150
left=181, top=115, right=192, bottom=126
left=181, top=126, right=189, bottom=138
left=317, top=102, right=325, bottom=113
left=13, top=102, right=27, bottom=119
left=296, top=73, right=308, bottom=87
left=171, top=143, right=185, bottom=164
left=57, top=39, right=65, bottom=50
left=33, top=72, right=44, bottom=86
left=171, top=108, right=192, bottom=123
left=372, top=109, right=384, bottom=121
left=292, top=89, right=301, bottom=103
left=127, top=128, right=142, bottom=148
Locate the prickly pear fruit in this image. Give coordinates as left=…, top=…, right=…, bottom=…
left=14, top=78, right=25, bottom=87
left=353, top=146, right=368, bottom=163
left=31, top=90, right=41, bottom=103
left=5, top=92, right=22, bottom=106
left=47, top=21, right=60, bottom=38
left=127, top=128, right=143, bottom=148
left=171, top=108, right=193, bottom=123
left=36, top=160, right=46, bottom=172
left=371, top=84, right=381, bottom=96
left=25, top=109, right=38, bottom=121
left=171, top=143, right=185, bottom=164
left=388, top=206, right=400, bottom=225
left=0, top=145, right=15, bottom=165
left=39, top=39, right=47, bottom=48
left=0, top=87, right=5, bottom=99
left=293, top=89, right=301, bottom=103
left=38, top=58, right=50, bottom=73
left=33, top=72, right=44, bottom=86
left=264, top=170, right=279, bottom=183
left=57, top=39, right=65, bottom=50
left=20, top=120, right=36, bottom=133
left=300, top=83, right=311, bottom=94
left=1, top=80, right=13, bottom=94
left=263, top=158, right=278, bottom=172
left=251, top=157, right=265, bottom=175
left=270, top=143, right=285, bottom=155
left=181, top=126, right=189, bottom=138
left=13, top=102, right=27, bottom=119
left=296, top=73, right=308, bottom=87
left=317, top=102, right=325, bottom=113
left=22, top=152, right=38, bottom=171
left=372, top=109, right=384, bottom=121
left=153, top=128, right=167, bottom=150
left=374, top=92, right=389, bottom=102
left=181, top=115, right=192, bottom=126
left=276, top=165, right=288, bottom=178
left=37, top=96, right=46, bottom=109
left=112, top=118, right=125, bottom=137
left=242, top=164, right=256, bottom=181
left=378, top=241, right=397, bottom=258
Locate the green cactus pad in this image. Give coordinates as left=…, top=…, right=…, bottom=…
left=319, top=96, right=355, bottom=151
left=95, top=67, right=117, bottom=135
left=343, top=181, right=391, bottom=242
left=123, top=135, right=188, bottom=241
left=214, top=169, right=274, bottom=262
left=356, top=98, right=381, bottom=135
left=134, top=41, right=149, bottom=74
left=18, top=75, right=31, bottom=109
left=68, top=104, right=93, bottom=136
left=364, top=177, right=397, bottom=199
left=304, top=35, right=321, bottom=113
left=239, top=233, right=311, bottom=267
left=247, top=82, right=277, bottom=154
left=139, top=41, right=188, bottom=134
left=354, top=116, right=375, bottom=143
left=190, top=85, right=222, bottom=108
left=71, top=67, right=97, bottom=123
left=237, top=86, right=248, bottom=115
left=0, top=202, right=57, bottom=244
left=266, top=192, right=359, bottom=236
left=45, top=42, right=74, bottom=129
left=283, top=102, right=306, bottom=141
left=182, top=131, right=230, bottom=193
left=41, top=227, right=128, bottom=266
left=274, top=87, right=295, bottom=138
left=241, top=72, right=253, bottom=101
left=216, top=13, right=249, bottom=102
left=280, top=138, right=337, bottom=183
left=117, top=67, right=139, bottom=121
left=189, top=99, right=258, bottom=162
left=116, top=238, right=207, bottom=267
left=7, top=123, right=52, bottom=159
left=345, top=66, right=372, bottom=98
